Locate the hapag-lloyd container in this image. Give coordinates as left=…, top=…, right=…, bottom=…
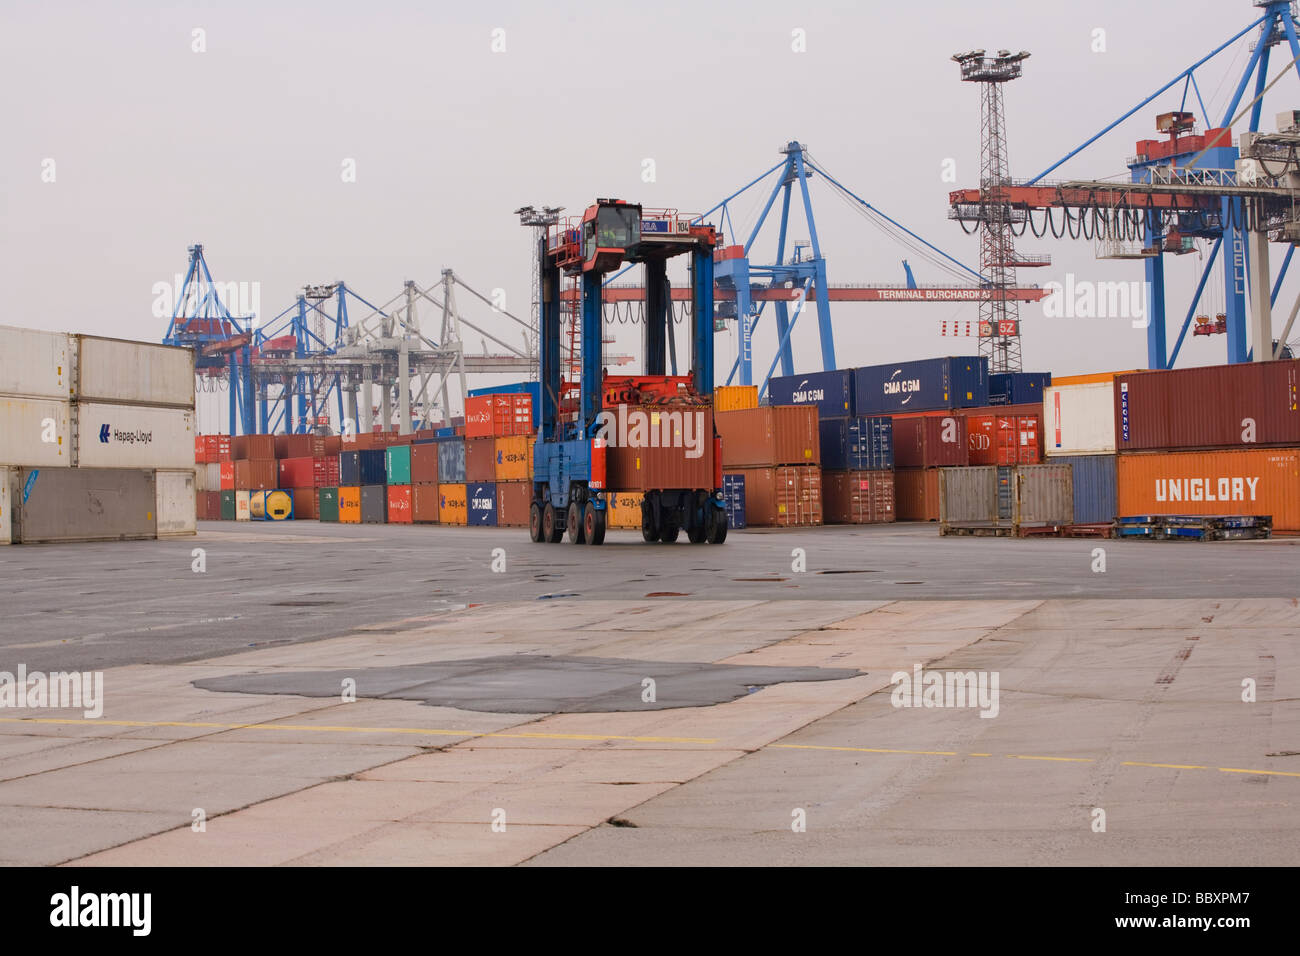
left=73, top=403, right=195, bottom=469
left=605, top=406, right=715, bottom=491
left=0, top=398, right=70, bottom=465
left=716, top=406, right=818, bottom=468
left=853, top=356, right=988, bottom=415
left=0, top=325, right=68, bottom=400
left=13, top=467, right=157, bottom=543
left=891, top=412, right=968, bottom=467
left=818, top=417, right=893, bottom=471
left=155, top=469, right=197, bottom=536
left=72, top=335, right=194, bottom=408
left=713, top=385, right=759, bottom=412
left=1117, top=447, right=1300, bottom=531
left=766, top=369, right=854, bottom=420
left=1115, top=360, right=1300, bottom=451
left=1044, top=381, right=1116, bottom=455
left=1052, top=454, right=1118, bottom=524
left=823, top=470, right=895, bottom=524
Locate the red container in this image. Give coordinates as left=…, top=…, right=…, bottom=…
left=197, top=490, right=221, bottom=520
left=292, top=488, right=319, bottom=520
left=465, top=437, right=497, bottom=481
left=279, top=456, right=314, bottom=488
left=387, top=485, right=413, bottom=523
left=322, top=435, right=342, bottom=456
left=823, top=470, right=896, bottom=524
left=465, top=394, right=533, bottom=438
left=219, top=461, right=235, bottom=490
left=966, top=412, right=1042, bottom=465
left=412, top=483, right=440, bottom=523
left=892, top=412, right=969, bottom=467
left=1114, top=361, right=1300, bottom=452
left=275, top=434, right=327, bottom=459
left=208, top=435, right=233, bottom=462
left=342, top=432, right=383, bottom=451
left=894, top=468, right=941, bottom=521
left=730, top=464, right=822, bottom=526
left=495, top=480, right=532, bottom=527
left=232, top=434, right=275, bottom=460
left=410, top=442, right=439, bottom=484
left=194, top=436, right=207, bottom=464
left=716, top=406, right=820, bottom=467
left=605, top=407, right=716, bottom=491
left=234, top=459, right=278, bottom=491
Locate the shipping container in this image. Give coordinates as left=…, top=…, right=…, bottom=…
left=274, top=434, right=327, bottom=459
left=493, top=435, right=533, bottom=481
left=235, top=489, right=251, bottom=521
left=195, top=461, right=220, bottom=492
left=292, top=488, right=319, bottom=520
left=1117, top=447, right=1300, bottom=531
left=894, top=468, right=942, bottom=521
left=234, top=459, right=278, bottom=490
left=0, top=467, right=12, bottom=544
left=204, top=435, right=233, bottom=462
left=338, top=487, right=361, bottom=523
left=467, top=482, right=498, bottom=525
left=964, top=411, right=1042, bottom=465
left=72, top=403, right=195, bottom=469
left=200, top=490, right=222, bottom=521
left=1052, top=454, right=1118, bottom=524
left=468, top=381, right=542, bottom=427
left=219, top=460, right=235, bottom=490
left=604, top=408, right=716, bottom=491
left=604, top=490, right=644, bottom=529
left=72, top=335, right=194, bottom=408
left=410, top=441, right=440, bottom=484
left=730, top=465, right=822, bottom=526
left=767, top=369, right=854, bottom=419
left=892, top=412, right=969, bottom=468
left=1044, top=382, right=1116, bottom=455
left=853, top=356, right=988, bottom=415
left=818, top=416, right=893, bottom=471
left=938, top=467, right=1002, bottom=525
left=988, top=371, right=1051, bottom=406
left=713, top=385, right=760, bottom=412
left=318, top=487, right=339, bottom=522
left=219, top=489, right=236, bottom=521
left=412, top=483, right=441, bottom=523
left=716, top=406, right=819, bottom=468
left=496, top=480, right=531, bottom=527
left=1115, top=361, right=1300, bottom=452
left=438, top=483, right=468, bottom=525
left=464, top=394, right=533, bottom=438
left=387, top=485, right=413, bottom=524
left=278, top=456, right=338, bottom=489
left=722, top=473, right=746, bottom=530
left=465, top=437, right=497, bottom=482
left=1015, top=464, right=1074, bottom=526
left=385, top=446, right=412, bottom=485
left=360, top=485, right=387, bottom=524
left=0, top=397, right=69, bottom=465
left=0, top=325, right=69, bottom=400
left=249, top=489, right=294, bottom=520
left=232, top=434, right=276, bottom=460
left=340, top=449, right=386, bottom=486
left=155, top=469, right=197, bottom=536
left=438, top=439, right=467, bottom=483
left=823, top=470, right=896, bottom=524
left=11, top=467, right=157, bottom=543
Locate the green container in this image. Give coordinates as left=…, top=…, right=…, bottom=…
left=385, top=446, right=412, bottom=485
left=219, top=489, right=236, bottom=521
left=318, top=487, right=340, bottom=523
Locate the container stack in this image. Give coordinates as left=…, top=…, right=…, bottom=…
left=1042, top=371, right=1133, bottom=526
left=2, top=325, right=196, bottom=544
left=715, top=405, right=822, bottom=526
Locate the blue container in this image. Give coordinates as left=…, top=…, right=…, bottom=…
left=852, top=356, right=988, bottom=415
left=1052, top=454, right=1117, bottom=524
left=438, top=438, right=467, bottom=482
left=339, top=451, right=360, bottom=487
left=819, top=416, right=894, bottom=471
left=467, top=482, right=497, bottom=526
left=357, top=449, right=386, bottom=485
left=766, top=369, right=854, bottom=419
left=435, top=427, right=456, bottom=438
left=722, top=473, right=746, bottom=530
left=988, top=372, right=1051, bottom=406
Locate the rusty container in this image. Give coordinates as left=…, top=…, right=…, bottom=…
left=730, top=464, right=822, bottom=526
left=604, top=406, right=715, bottom=491
left=412, top=483, right=441, bottom=523
left=822, top=470, right=896, bottom=524
left=716, top=406, right=819, bottom=467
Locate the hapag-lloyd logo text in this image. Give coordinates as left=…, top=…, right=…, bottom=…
left=594, top=405, right=705, bottom=458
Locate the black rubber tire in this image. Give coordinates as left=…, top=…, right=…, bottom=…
left=567, top=500, right=587, bottom=544
left=658, top=522, right=680, bottom=543
left=583, top=501, right=606, bottom=545
left=543, top=503, right=564, bottom=543
left=529, top=501, right=545, bottom=542
left=687, top=521, right=708, bottom=544
left=641, top=499, right=658, bottom=542
left=706, top=505, right=729, bottom=544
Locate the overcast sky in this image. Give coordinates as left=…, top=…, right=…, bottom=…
left=1, top=1, right=1289, bottom=427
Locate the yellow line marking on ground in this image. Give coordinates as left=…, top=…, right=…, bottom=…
left=0, top=717, right=718, bottom=746
left=1006, top=754, right=1095, bottom=763
left=1122, top=761, right=1209, bottom=770
left=969, top=753, right=993, bottom=757
left=770, top=743, right=959, bottom=757
left=1218, top=766, right=1300, bottom=778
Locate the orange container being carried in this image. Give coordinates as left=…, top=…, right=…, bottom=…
left=338, top=486, right=362, bottom=524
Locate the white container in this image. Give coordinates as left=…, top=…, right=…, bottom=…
left=0, top=466, right=13, bottom=544
left=13, top=466, right=156, bottom=543
left=73, top=335, right=195, bottom=408
left=0, top=325, right=70, bottom=400
left=155, top=468, right=197, bottom=536
left=73, top=403, right=195, bottom=469
left=235, top=489, right=251, bottom=521
left=1044, top=383, right=1116, bottom=456
left=0, top=397, right=70, bottom=466
left=197, top=462, right=221, bottom=492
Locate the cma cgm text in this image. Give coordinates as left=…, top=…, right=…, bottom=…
left=883, top=379, right=922, bottom=395
left=1155, top=476, right=1260, bottom=502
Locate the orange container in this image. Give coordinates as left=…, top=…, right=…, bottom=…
left=338, top=486, right=362, bottom=524
left=604, top=491, right=644, bottom=529
left=387, top=485, right=413, bottom=524
left=1117, top=447, right=1300, bottom=531
left=219, top=461, right=235, bottom=490
left=893, top=468, right=941, bottom=521
left=438, top=483, right=468, bottom=525
left=494, top=435, right=533, bottom=481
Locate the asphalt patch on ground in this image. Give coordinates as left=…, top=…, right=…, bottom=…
left=193, top=655, right=862, bottom=713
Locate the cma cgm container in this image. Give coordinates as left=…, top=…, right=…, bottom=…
left=1044, top=379, right=1117, bottom=456
left=604, top=406, right=716, bottom=491
left=1117, top=447, right=1300, bottom=532
left=467, top=482, right=498, bottom=525
left=72, top=335, right=194, bottom=408
left=1051, top=454, right=1118, bottom=524
left=891, top=413, right=968, bottom=468
left=988, top=372, right=1051, bottom=406
left=766, top=369, right=855, bottom=420
left=0, top=398, right=70, bottom=466
left=853, top=356, right=988, bottom=415
left=819, top=417, right=893, bottom=471
left=0, top=325, right=68, bottom=400
left=1115, top=360, right=1300, bottom=451
left=11, top=467, right=157, bottom=543
left=716, top=406, right=819, bottom=468
left=823, top=470, right=895, bottom=524
left=729, top=465, right=822, bottom=526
